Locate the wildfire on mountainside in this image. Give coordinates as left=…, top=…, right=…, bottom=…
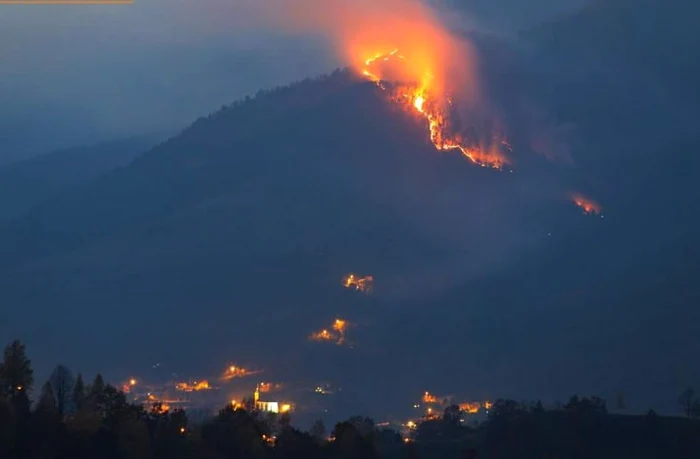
left=359, top=49, right=510, bottom=170
left=571, top=193, right=603, bottom=216
left=175, top=380, right=212, bottom=392
left=309, top=318, right=350, bottom=345
left=258, top=382, right=284, bottom=393
left=342, top=273, right=374, bottom=293
left=221, top=365, right=260, bottom=382
left=459, top=401, right=492, bottom=414
left=422, top=391, right=439, bottom=404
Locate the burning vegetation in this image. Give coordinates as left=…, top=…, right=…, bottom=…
left=258, top=382, right=284, bottom=393
left=342, top=273, right=374, bottom=293
left=175, top=380, right=212, bottom=392
left=221, top=365, right=260, bottom=382
left=571, top=193, right=603, bottom=216
left=309, top=318, right=349, bottom=345
left=360, top=50, right=509, bottom=170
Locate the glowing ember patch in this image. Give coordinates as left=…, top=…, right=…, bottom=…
left=571, top=193, right=602, bottom=215
left=175, top=380, right=211, bottom=392
left=423, top=391, right=438, bottom=404
left=221, top=365, right=260, bottom=381
left=309, top=329, right=336, bottom=342
left=309, top=318, right=350, bottom=345
left=342, top=273, right=374, bottom=293
left=359, top=50, right=510, bottom=170
left=458, top=402, right=481, bottom=414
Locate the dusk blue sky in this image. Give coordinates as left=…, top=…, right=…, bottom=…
left=0, top=0, right=585, bottom=162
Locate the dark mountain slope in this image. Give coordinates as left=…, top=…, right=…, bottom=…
left=0, top=136, right=157, bottom=223
left=0, top=70, right=555, bottom=406
left=412, top=0, right=700, bottom=411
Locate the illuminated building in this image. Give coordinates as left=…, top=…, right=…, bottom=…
left=253, top=384, right=292, bottom=414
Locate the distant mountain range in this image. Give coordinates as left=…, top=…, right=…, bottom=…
left=0, top=136, right=158, bottom=224
left=1, top=0, right=698, bottom=419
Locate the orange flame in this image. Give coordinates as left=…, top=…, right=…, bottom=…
left=422, top=391, right=438, bottom=404
left=221, top=365, right=260, bottom=382
left=175, top=380, right=211, bottom=392
left=309, top=318, right=349, bottom=345
left=571, top=193, right=602, bottom=215
left=458, top=400, right=493, bottom=414
left=361, top=50, right=509, bottom=169
left=248, top=1, right=509, bottom=168
left=458, top=402, right=482, bottom=414
left=309, top=329, right=337, bottom=342
left=342, top=273, right=374, bottom=293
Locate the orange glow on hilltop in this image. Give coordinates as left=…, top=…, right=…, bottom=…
left=252, top=0, right=509, bottom=168
left=571, top=193, right=602, bottom=215
left=342, top=273, right=374, bottom=293
left=361, top=50, right=509, bottom=169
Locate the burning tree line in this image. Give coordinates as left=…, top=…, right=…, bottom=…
left=2, top=339, right=700, bottom=459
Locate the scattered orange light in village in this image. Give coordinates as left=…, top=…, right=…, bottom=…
left=342, top=273, right=374, bottom=293
left=571, top=193, right=603, bottom=215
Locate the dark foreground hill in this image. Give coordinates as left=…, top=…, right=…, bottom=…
left=1, top=0, right=699, bottom=419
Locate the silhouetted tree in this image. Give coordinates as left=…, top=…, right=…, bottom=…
left=73, top=373, right=86, bottom=411
left=375, top=428, right=404, bottom=458
left=564, top=395, right=607, bottom=415
left=35, top=381, right=58, bottom=414
left=529, top=400, right=545, bottom=414
left=0, top=340, right=34, bottom=401
left=488, top=399, right=526, bottom=421
left=32, top=381, right=61, bottom=458
left=403, top=442, right=421, bottom=459
left=50, top=364, right=75, bottom=417
left=679, top=388, right=695, bottom=417
left=691, top=399, right=700, bottom=418
left=309, top=419, right=327, bottom=444
left=87, top=373, right=107, bottom=416
left=275, top=427, right=321, bottom=459
left=201, top=405, right=269, bottom=459
left=443, top=404, right=462, bottom=424
left=0, top=395, right=15, bottom=458
left=329, top=421, right=378, bottom=459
